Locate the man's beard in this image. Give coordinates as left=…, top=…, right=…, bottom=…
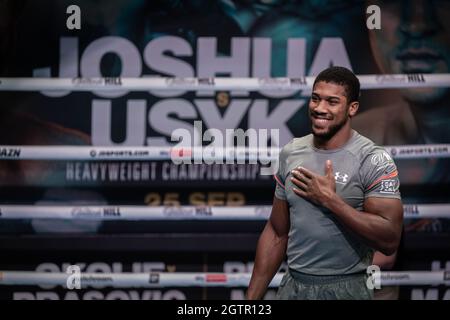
left=312, top=116, right=348, bottom=140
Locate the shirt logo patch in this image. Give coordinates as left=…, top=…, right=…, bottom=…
left=371, top=151, right=394, bottom=172
left=379, top=179, right=399, bottom=194
left=334, top=172, right=349, bottom=184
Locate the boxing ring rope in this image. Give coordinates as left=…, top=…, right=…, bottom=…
left=0, top=144, right=449, bottom=160
left=0, top=204, right=448, bottom=220
left=0, top=271, right=448, bottom=287
left=0, top=74, right=449, bottom=91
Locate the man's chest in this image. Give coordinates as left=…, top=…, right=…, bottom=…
left=284, top=151, right=365, bottom=209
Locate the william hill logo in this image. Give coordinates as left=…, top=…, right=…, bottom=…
left=103, top=207, right=121, bottom=217
left=0, top=147, right=21, bottom=158
left=198, top=78, right=215, bottom=85
left=407, top=74, right=425, bottom=83
left=403, top=204, right=419, bottom=215
left=104, top=77, right=122, bottom=86
left=290, top=77, right=307, bottom=85
left=72, top=77, right=122, bottom=86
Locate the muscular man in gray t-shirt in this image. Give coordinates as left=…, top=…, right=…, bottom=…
left=247, top=66, right=403, bottom=300
left=275, top=131, right=400, bottom=275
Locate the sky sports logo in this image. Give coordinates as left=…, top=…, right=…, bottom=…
left=90, top=150, right=149, bottom=158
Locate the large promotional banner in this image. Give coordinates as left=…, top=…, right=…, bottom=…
left=1, top=0, right=448, bottom=218
left=0, top=0, right=449, bottom=300
left=1, top=0, right=449, bottom=188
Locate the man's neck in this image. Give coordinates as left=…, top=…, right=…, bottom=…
left=313, top=124, right=354, bottom=150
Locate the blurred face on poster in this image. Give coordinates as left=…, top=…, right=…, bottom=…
left=368, top=0, right=450, bottom=104
left=0, top=0, right=26, bottom=75
left=0, top=1, right=10, bottom=75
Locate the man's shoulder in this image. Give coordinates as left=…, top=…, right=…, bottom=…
left=348, top=131, right=392, bottom=164
left=280, top=134, right=312, bottom=155
left=348, top=131, right=379, bottom=153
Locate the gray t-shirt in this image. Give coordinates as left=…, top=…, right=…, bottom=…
left=274, top=130, right=401, bottom=275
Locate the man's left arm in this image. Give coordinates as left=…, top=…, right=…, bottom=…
left=323, top=194, right=403, bottom=256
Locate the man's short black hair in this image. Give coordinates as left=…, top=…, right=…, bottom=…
left=313, top=66, right=360, bottom=103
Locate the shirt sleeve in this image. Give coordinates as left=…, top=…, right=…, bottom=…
left=360, top=147, right=401, bottom=199
left=274, top=144, right=288, bottom=201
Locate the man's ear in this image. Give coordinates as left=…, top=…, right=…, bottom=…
left=348, top=101, right=359, bottom=117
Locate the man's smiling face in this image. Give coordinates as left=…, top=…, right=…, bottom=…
left=309, top=81, right=352, bottom=140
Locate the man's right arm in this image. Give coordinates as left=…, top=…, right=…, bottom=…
left=246, top=196, right=290, bottom=300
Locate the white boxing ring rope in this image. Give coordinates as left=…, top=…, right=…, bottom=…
left=0, top=204, right=448, bottom=220
left=0, top=271, right=449, bottom=287
left=0, top=74, right=450, bottom=91
left=0, top=144, right=449, bottom=161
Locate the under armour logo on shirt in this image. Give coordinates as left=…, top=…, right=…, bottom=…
left=334, top=172, right=349, bottom=184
